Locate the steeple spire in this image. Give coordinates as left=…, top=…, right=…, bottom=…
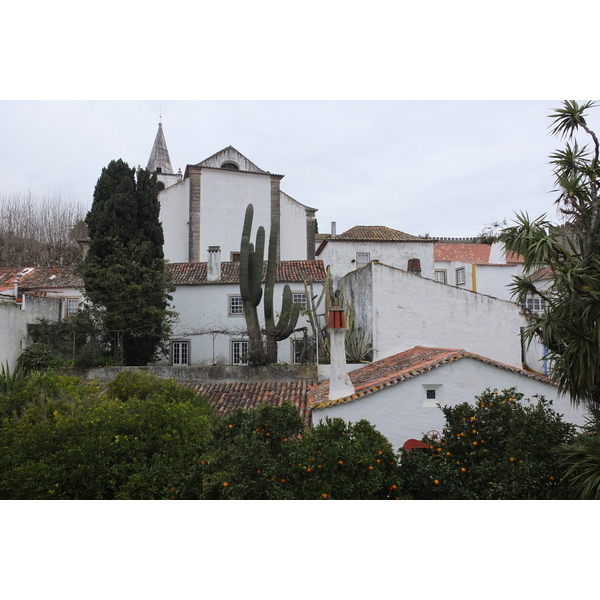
left=147, top=122, right=173, bottom=174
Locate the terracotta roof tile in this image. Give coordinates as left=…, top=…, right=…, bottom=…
left=167, top=260, right=326, bottom=286
left=0, top=266, right=83, bottom=292
left=334, top=226, right=430, bottom=243
left=434, top=243, right=491, bottom=264
left=184, top=380, right=313, bottom=426
left=309, top=346, right=555, bottom=410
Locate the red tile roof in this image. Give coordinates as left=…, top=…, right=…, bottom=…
left=167, top=260, right=326, bottom=285
left=0, top=266, right=82, bottom=292
left=184, top=380, right=313, bottom=426
left=434, top=243, right=524, bottom=265
left=334, top=226, right=430, bottom=243
left=309, top=346, right=554, bottom=410
left=434, top=243, right=491, bottom=264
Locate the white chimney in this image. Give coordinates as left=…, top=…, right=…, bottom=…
left=331, top=221, right=337, bottom=238
left=207, top=246, right=222, bottom=282
left=327, top=304, right=355, bottom=401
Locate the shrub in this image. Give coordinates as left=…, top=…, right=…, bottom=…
left=0, top=372, right=214, bottom=499
left=177, top=405, right=402, bottom=500
left=17, top=343, right=59, bottom=373
left=398, top=388, right=576, bottom=500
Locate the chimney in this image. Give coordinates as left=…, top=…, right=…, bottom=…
left=327, top=298, right=355, bottom=401
left=207, top=246, right=222, bottom=282
left=331, top=221, right=337, bottom=238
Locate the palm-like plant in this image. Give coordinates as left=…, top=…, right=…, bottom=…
left=501, top=100, right=600, bottom=408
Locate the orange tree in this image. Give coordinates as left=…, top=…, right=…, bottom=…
left=174, top=403, right=402, bottom=500
left=398, top=388, right=576, bottom=500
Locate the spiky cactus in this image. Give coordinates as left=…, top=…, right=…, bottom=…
left=264, top=213, right=300, bottom=362
left=239, top=204, right=267, bottom=365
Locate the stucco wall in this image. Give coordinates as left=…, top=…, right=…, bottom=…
left=322, top=240, right=435, bottom=281
left=342, top=262, right=526, bottom=367
left=312, top=358, right=588, bottom=451
left=163, top=281, right=322, bottom=366
left=160, top=178, right=191, bottom=263
left=199, top=169, right=272, bottom=263
left=474, top=264, right=522, bottom=300
left=280, top=192, right=310, bottom=260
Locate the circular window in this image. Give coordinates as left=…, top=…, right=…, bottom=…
left=156, top=181, right=165, bottom=191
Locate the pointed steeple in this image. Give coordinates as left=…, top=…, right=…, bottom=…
left=147, top=122, right=173, bottom=174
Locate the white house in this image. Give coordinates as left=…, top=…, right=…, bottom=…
left=0, top=266, right=83, bottom=369
left=433, top=240, right=524, bottom=300
left=340, top=260, right=526, bottom=368
left=147, top=124, right=318, bottom=265
left=316, top=224, right=435, bottom=282
left=163, top=256, right=325, bottom=366
left=310, top=345, right=589, bottom=452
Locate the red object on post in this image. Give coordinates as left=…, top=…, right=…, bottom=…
left=328, top=308, right=346, bottom=329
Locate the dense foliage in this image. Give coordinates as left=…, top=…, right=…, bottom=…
left=0, top=371, right=214, bottom=499
left=398, top=388, right=576, bottom=499
left=79, top=160, right=174, bottom=365
left=501, top=100, right=600, bottom=407
left=175, top=403, right=401, bottom=500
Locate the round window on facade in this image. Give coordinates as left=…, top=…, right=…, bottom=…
left=156, top=181, right=165, bottom=191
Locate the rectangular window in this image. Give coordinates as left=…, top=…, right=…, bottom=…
left=356, top=252, right=370, bottom=269
left=292, top=293, right=307, bottom=310
left=171, top=341, right=189, bottom=366
left=232, top=340, right=249, bottom=365
left=456, top=267, right=465, bottom=285
left=231, top=252, right=241, bottom=262
left=229, top=295, right=243, bottom=316
left=524, top=297, right=546, bottom=313
left=67, top=298, right=79, bottom=317
left=434, top=270, right=447, bottom=284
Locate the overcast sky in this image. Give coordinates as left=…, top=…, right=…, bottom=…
left=3, top=99, right=596, bottom=238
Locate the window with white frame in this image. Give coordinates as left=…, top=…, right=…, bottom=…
left=356, top=252, right=370, bottom=269
left=524, top=297, right=546, bottom=313
left=229, top=295, right=243, bottom=316
left=456, top=267, right=466, bottom=285
left=292, top=292, right=307, bottom=310
left=67, top=298, right=80, bottom=317
left=171, top=341, right=189, bottom=366
left=231, top=340, right=249, bottom=365
left=434, top=270, right=447, bottom=284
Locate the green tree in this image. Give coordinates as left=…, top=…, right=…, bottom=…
left=177, top=404, right=401, bottom=500
left=0, top=371, right=215, bottom=499
left=501, top=101, right=600, bottom=407
left=79, top=160, right=175, bottom=365
left=398, top=388, right=576, bottom=500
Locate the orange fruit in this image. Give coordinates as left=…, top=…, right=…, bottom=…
left=368, top=466, right=374, bottom=470
left=473, top=441, right=478, bottom=446
left=223, top=482, right=229, bottom=487
left=461, top=467, right=466, bottom=472
left=509, top=457, right=515, bottom=462
left=391, top=484, right=398, bottom=490
left=434, top=479, right=440, bottom=485
left=338, top=460, right=343, bottom=465
left=228, top=424, right=233, bottom=429
left=321, top=493, right=328, bottom=498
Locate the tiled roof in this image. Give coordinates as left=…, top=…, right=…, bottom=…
left=434, top=243, right=524, bottom=265
left=184, top=380, right=313, bottom=426
left=167, top=260, right=326, bottom=285
left=434, top=243, right=491, bottom=264
left=0, top=266, right=83, bottom=292
left=309, top=346, right=555, bottom=410
left=334, top=226, right=430, bottom=243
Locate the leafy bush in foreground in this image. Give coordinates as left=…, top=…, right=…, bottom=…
left=398, top=388, right=576, bottom=500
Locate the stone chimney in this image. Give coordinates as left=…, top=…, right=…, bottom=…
left=207, top=246, right=222, bottom=282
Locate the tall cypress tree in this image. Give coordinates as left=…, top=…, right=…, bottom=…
left=80, top=159, right=174, bottom=365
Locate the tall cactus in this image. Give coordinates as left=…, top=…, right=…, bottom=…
left=264, top=212, right=301, bottom=362
left=239, top=204, right=267, bottom=365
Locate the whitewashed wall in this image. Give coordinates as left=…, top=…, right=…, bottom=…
left=280, top=192, right=310, bottom=260
left=474, top=264, right=522, bottom=300
left=321, top=240, right=435, bottom=281
left=313, top=358, right=588, bottom=451
left=342, top=262, right=526, bottom=368
left=199, top=169, right=272, bottom=264
left=163, top=282, right=321, bottom=366
left=160, top=178, right=191, bottom=263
